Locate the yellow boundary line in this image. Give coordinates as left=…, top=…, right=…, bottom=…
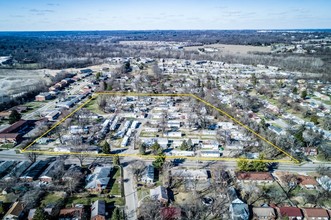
left=22, top=92, right=299, bottom=164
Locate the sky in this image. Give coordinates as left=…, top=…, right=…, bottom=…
left=0, top=0, right=330, bottom=31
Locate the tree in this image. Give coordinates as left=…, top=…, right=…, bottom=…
left=129, top=160, right=146, bottom=182
left=310, top=115, right=319, bottom=124
left=25, top=152, right=39, bottom=163
left=96, top=72, right=101, bottom=80
left=0, top=203, right=3, bottom=215
left=251, top=154, right=268, bottom=172
left=292, top=87, right=298, bottom=94
left=251, top=73, right=258, bottom=87
left=301, top=90, right=307, bottom=99
left=9, top=109, right=21, bottom=124
left=152, top=154, right=166, bottom=170
left=180, top=140, right=189, bottom=151
left=111, top=207, right=124, bottom=220
left=237, top=158, right=250, bottom=171
left=151, top=141, right=162, bottom=155
left=139, top=144, right=146, bottom=155
left=32, top=207, right=50, bottom=220
left=22, top=189, right=44, bottom=209
left=113, top=155, right=120, bottom=166
left=102, top=141, right=111, bottom=154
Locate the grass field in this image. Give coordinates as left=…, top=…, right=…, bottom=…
left=184, top=43, right=271, bottom=55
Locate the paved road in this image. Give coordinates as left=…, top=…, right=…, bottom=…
left=123, top=166, right=138, bottom=220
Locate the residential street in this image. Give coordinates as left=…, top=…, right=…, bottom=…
left=123, top=165, right=138, bottom=220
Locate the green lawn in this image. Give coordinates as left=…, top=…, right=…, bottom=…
left=67, top=195, right=125, bottom=206
left=41, top=192, right=65, bottom=207
left=110, top=167, right=121, bottom=195
left=84, top=98, right=104, bottom=114
left=0, top=143, right=15, bottom=149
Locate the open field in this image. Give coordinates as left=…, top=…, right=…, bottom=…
left=184, top=43, right=271, bottom=55
left=0, top=69, right=57, bottom=96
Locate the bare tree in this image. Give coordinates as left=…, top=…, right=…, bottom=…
left=24, top=152, right=39, bottom=163
left=138, top=198, right=162, bottom=220
left=128, top=160, right=146, bottom=182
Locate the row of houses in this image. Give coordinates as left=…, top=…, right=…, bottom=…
left=4, top=199, right=107, bottom=220
left=228, top=186, right=330, bottom=220
left=0, top=120, right=35, bottom=144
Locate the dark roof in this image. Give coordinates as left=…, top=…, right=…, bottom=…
left=146, top=165, right=154, bottom=179
left=0, top=120, right=29, bottom=134
left=5, top=202, right=24, bottom=217
left=91, top=200, right=106, bottom=218
left=59, top=208, right=83, bottom=219
left=21, top=160, right=49, bottom=180
left=279, top=207, right=303, bottom=217
left=227, top=187, right=238, bottom=202
left=0, top=133, right=21, bottom=139
left=232, top=202, right=249, bottom=220
left=236, top=172, right=273, bottom=181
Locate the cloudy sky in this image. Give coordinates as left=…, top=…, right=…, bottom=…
left=0, top=0, right=330, bottom=31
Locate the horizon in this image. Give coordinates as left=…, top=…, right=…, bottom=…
left=0, top=0, right=330, bottom=31
left=1, top=28, right=331, bottom=33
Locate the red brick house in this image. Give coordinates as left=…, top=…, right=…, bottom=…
left=236, top=172, right=274, bottom=184
left=277, top=207, right=303, bottom=220
left=303, top=208, right=330, bottom=220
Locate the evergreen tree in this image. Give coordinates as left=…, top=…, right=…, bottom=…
left=102, top=141, right=111, bottom=154
left=32, top=207, right=49, bottom=220
left=151, top=141, right=162, bottom=155
left=180, top=140, right=189, bottom=151
left=292, top=87, right=298, bottom=94
left=139, top=144, right=146, bottom=155
left=113, top=155, right=120, bottom=166
left=96, top=72, right=101, bottom=80
left=301, top=90, right=307, bottom=99
left=9, top=109, right=21, bottom=124
left=111, top=207, right=123, bottom=220
left=152, top=153, right=166, bottom=170
left=237, top=158, right=250, bottom=171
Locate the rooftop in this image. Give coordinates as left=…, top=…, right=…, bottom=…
left=236, top=172, right=273, bottom=181
left=304, top=208, right=330, bottom=218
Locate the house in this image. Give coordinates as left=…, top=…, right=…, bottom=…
left=4, top=161, right=31, bottom=181
left=297, top=175, right=319, bottom=190
left=59, top=207, right=84, bottom=220
left=80, top=69, right=93, bottom=75
left=85, top=166, right=112, bottom=192
left=228, top=187, right=249, bottom=220
left=20, top=160, right=49, bottom=181
left=91, top=200, right=106, bottom=220
left=160, top=207, right=181, bottom=220
left=0, top=120, right=32, bottom=144
left=303, top=208, right=330, bottom=220
left=3, top=202, right=25, bottom=220
left=0, top=161, right=16, bottom=177
left=277, top=207, right=303, bottom=220
left=236, top=172, right=274, bottom=184
left=141, top=165, right=155, bottom=184
left=171, top=169, right=208, bottom=180
left=0, top=133, right=22, bottom=144
left=304, top=147, right=318, bottom=156
left=62, top=165, right=83, bottom=181
left=150, top=186, right=168, bottom=203
left=252, top=207, right=276, bottom=220
left=28, top=208, right=53, bottom=220
left=39, top=160, right=62, bottom=182
left=45, top=110, right=60, bottom=121
left=200, top=150, right=220, bottom=157
left=35, top=92, right=53, bottom=101
left=317, top=175, right=331, bottom=192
